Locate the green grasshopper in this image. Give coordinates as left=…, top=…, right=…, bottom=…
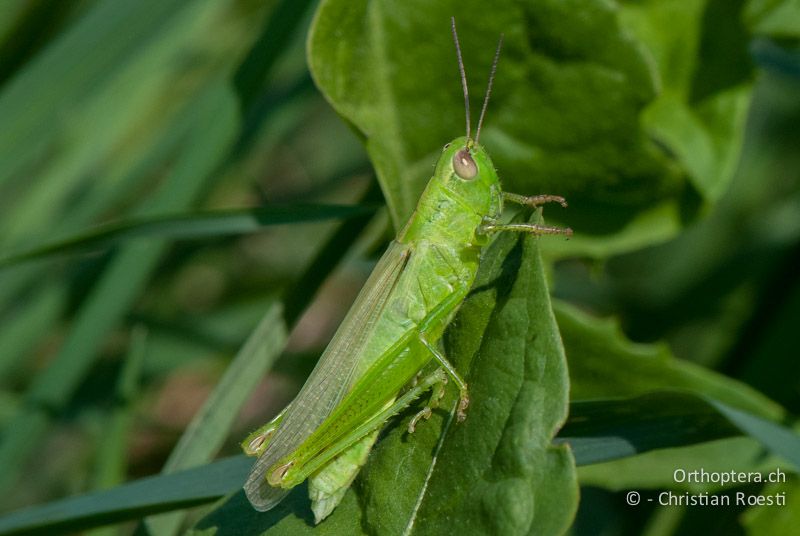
left=242, top=18, right=572, bottom=523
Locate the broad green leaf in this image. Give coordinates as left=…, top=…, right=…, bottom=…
left=540, top=201, right=683, bottom=260
left=560, top=392, right=800, bottom=468
left=746, top=0, right=800, bottom=38
left=556, top=300, right=783, bottom=420
left=619, top=0, right=753, bottom=201
left=556, top=301, right=796, bottom=490
left=742, top=478, right=800, bottom=534
left=308, top=0, right=682, bottom=236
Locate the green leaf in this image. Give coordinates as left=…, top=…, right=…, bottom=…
left=619, top=0, right=754, bottom=201
left=0, top=0, right=278, bottom=385
left=746, top=0, right=800, bottom=38
left=559, top=392, right=800, bottom=469
left=742, top=478, right=800, bottom=534
left=0, top=456, right=253, bottom=536
left=556, top=300, right=784, bottom=420
left=86, top=327, right=147, bottom=536
left=308, top=0, right=683, bottom=235
left=0, top=0, right=268, bottom=245
left=560, top=393, right=741, bottom=465
left=556, top=301, right=797, bottom=491
left=0, top=204, right=377, bottom=271
left=577, top=436, right=787, bottom=492
left=540, top=201, right=683, bottom=260
left=190, top=486, right=365, bottom=536
left=709, top=400, right=800, bottom=469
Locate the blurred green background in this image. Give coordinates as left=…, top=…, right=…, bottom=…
left=0, top=0, right=798, bottom=534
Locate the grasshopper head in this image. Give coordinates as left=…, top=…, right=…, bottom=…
left=398, top=19, right=506, bottom=244
left=436, top=136, right=503, bottom=221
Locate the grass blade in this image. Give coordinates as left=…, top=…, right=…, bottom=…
left=0, top=204, right=377, bottom=271
left=0, top=457, right=252, bottom=536
left=142, top=303, right=287, bottom=536
left=559, top=392, right=800, bottom=468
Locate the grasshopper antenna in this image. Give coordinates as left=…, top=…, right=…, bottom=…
left=451, top=17, right=470, bottom=142
left=475, top=34, right=503, bottom=145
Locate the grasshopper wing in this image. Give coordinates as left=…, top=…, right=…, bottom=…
left=244, top=240, right=411, bottom=510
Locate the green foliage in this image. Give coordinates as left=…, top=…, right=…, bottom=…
left=746, top=0, right=800, bottom=38
left=144, top=303, right=287, bottom=535
left=0, top=457, right=255, bottom=535
left=742, top=479, right=800, bottom=534
left=0, top=204, right=376, bottom=270
left=557, top=300, right=783, bottom=419
left=0, top=0, right=798, bottom=535
left=619, top=0, right=753, bottom=201
left=309, top=0, right=682, bottom=234
left=560, top=392, right=800, bottom=468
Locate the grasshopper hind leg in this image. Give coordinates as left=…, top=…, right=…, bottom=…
left=241, top=407, right=288, bottom=457
left=309, top=429, right=380, bottom=524
left=306, top=368, right=449, bottom=522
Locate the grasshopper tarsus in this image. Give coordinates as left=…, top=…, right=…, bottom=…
left=408, top=407, right=433, bottom=434
left=503, top=192, right=569, bottom=209
left=408, top=372, right=451, bottom=433
left=457, top=391, right=470, bottom=422
left=532, top=194, right=568, bottom=208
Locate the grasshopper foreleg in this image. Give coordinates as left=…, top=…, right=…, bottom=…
left=502, top=192, right=568, bottom=208
left=482, top=193, right=572, bottom=237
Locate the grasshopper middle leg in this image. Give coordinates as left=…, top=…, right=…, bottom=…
left=408, top=374, right=448, bottom=433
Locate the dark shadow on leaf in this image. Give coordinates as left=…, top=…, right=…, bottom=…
left=468, top=237, right=524, bottom=300
left=556, top=392, right=743, bottom=466
left=194, top=486, right=314, bottom=534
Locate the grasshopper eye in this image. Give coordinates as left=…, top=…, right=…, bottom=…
left=453, top=149, right=477, bottom=180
